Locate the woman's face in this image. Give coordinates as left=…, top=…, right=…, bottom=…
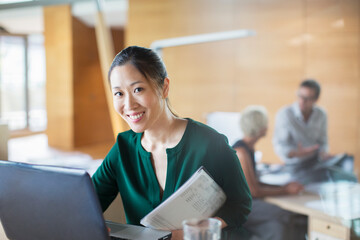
left=109, top=63, right=168, bottom=133
left=259, top=127, right=268, bottom=138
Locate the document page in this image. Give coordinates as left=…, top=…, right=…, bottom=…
left=140, top=167, right=226, bottom=230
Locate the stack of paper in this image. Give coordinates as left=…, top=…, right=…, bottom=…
left=140, top=167, right=226, bottom=230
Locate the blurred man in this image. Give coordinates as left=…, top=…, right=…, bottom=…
left=273, top=79, right=331, bottom=169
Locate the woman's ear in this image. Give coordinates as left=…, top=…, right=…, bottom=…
left=162, top=77, right=170, bottom=99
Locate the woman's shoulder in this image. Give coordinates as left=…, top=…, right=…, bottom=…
left=232, top=139, right=245, bottom=148
left=105, top=129, right=140, bottom=160
left=114, top=129, right=141, bottom=151
left=233, top=145, right=250, bottom=158
left=116, top=129, right=138, bottom=141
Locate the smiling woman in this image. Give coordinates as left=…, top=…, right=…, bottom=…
left=91, top=46, right=252, bottom=240
left=108, top=46, right=177, bottom=118
left=109, top=63, right=168, bottom=134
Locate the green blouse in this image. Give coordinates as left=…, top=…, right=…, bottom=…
left=92, top=118, right=251, bottom=229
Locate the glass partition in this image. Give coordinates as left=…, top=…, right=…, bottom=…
left=0, top=33, right=46, bottom=131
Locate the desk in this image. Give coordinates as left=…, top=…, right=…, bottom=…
left=265, top=182, right=360, bottom=240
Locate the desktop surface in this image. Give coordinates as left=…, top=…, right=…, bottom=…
left=265, top=182, right=360, bottom=240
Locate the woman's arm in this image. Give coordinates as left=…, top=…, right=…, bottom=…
left=92, top=144, right=119, bottom=212
left=210, top=140, right=252, bottom=229
left=235, top=148, right=303, bottom=198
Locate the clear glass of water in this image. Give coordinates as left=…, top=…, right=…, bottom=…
left=182, top=218, right=221, bottom=240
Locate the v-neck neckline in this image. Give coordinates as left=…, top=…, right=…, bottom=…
left=136, top=119, right=191, bottom=203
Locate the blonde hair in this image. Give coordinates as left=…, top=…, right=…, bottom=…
left=240, top=105, right=268, bottom=138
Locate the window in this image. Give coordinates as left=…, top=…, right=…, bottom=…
left=28, top=34, right=46, bottom=131
left=0, top=33, right=46, bottom=131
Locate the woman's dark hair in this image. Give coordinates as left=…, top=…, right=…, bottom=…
left=108, top=46, right=167, bottom=91
left=108, top=46, right=177, bottom=116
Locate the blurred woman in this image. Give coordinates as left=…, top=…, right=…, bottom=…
left=233, top=105, right=306, bottom=240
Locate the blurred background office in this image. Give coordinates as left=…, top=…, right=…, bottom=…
left=0, top=0, right=359, bottom=176
left=0, top=1, right=360, bottom=239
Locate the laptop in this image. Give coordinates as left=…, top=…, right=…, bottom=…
left=0, top=160, right=171, bottom=240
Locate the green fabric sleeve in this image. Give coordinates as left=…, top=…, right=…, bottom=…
left=212, top=135, right=252, bottom=228
left=92, top=143, right=119, bottom=212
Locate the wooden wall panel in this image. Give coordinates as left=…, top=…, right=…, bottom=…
left=305, top=33, right=359, bottom=158
left=305, top=0, right=359, bottom=33
left=229, top=0, right=304, bottom=147
left=44, top=5, right=74, bottom=150
left=234, top=0, right=304, bottom=34
left=163, top=42, right=237, bottom=120
left=72, top=18, right=114, bottom=147
left=126, top=0, right=235, bottom=48
left=127, top=0, right=360, bottom=175
left=305, top=0, right=360, bottom=175
left=45, top=5, right=124, bottom=150
left=112, top=28, right=125, bottom=53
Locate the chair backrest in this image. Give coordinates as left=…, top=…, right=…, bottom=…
left=206, top=111, right=264, bottom=163
left=206, top=111, right=242, bottom=146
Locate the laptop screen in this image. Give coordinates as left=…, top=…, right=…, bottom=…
left=0, top=160, right=109, bottom=240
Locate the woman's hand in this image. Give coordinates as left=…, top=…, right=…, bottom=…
left=213, top=217, right=228, bottom=229
left=288, top=143, right=319, bottom=158
left=320, top=151, right=333, bottom=161
left=171, top=229, right=183, bottom=240
left=285, top=182, right=304, bottom=194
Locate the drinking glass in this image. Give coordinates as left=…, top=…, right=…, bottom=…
left=182, top=218, right=221, bottom=240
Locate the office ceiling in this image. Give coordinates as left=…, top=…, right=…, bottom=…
left=0, top=0, right=127, bottom=34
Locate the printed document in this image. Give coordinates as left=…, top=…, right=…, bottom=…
left=140, top=167, right=226, bottom=230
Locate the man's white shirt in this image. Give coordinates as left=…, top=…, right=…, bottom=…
left=273, top=102, right=328, bottom=165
